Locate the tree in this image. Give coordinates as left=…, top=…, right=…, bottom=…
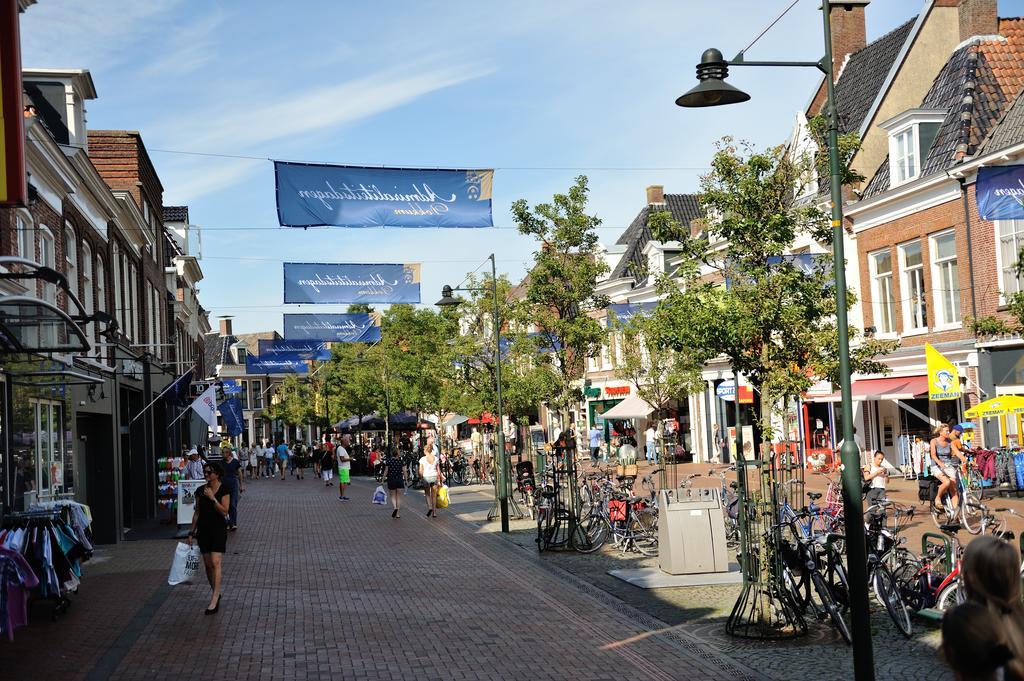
left=611, top=311, right=705, bottom=420
left=345, top=303, right=374, bottom=314
left=648, top=139, right=893, bottom=450
left=513, top=175, right=609, bottom=426
left=265, top=374, right=316, bottom=426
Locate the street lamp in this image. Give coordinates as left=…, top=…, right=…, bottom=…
left=677, top=2, right=874, bottom=679
left=436, top=253, right=509, bottom=533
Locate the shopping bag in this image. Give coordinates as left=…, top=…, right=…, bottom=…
left=372, top=485, right=387, bottom=505
left=167, top=541, right=200, bottom=586
left=436, top=485, right=450, bottom=509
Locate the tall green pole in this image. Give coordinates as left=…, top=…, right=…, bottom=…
left=491, top=253, right=510, bottom=532
left=822, top=2, right=874, bottom=678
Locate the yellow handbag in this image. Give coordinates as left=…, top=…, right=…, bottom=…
left=436, top=485, right=450, bottom=509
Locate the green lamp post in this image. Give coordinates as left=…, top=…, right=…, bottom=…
left=676, top=2, right=874, bottom=679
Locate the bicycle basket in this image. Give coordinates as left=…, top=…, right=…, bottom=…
left=609, top=499, right=628, bottom=522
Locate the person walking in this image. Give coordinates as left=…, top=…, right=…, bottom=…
left=293, top=441, right=307, bottom=480
left=246, top=443, right=259, bottom=480
left=263, top=441, right=275, bottom=479
left=589, top=424, right=602, bottom=464
left=321, top=441, right=336, bottom=486
left=276, top=440, right=289, bottom=480
left=337, top=434, right=352, bottom=501
left=644, top=424, right=658, bottom=464
left=221, top=448, right=244, bottom=531
left=419, top=435, right=443, bottom=518
left=311, top=440, right=323, bottom=479
left=183, top=448, right=205, bottom=481
left=186, top=461, right=230, bottom=615
left=384, top=445, right=406, bottom=518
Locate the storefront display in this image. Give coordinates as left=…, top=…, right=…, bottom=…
left=156, top=456, right=184, bottom=522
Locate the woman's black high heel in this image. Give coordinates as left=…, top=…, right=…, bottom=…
left=391, top=509, right=397, bottom=518
left=205, top=595, right=221, bottom=615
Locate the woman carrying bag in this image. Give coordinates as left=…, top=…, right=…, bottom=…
left=187, top=461, right=231, bottom=615
left=419, top=435, right=444, bottom=518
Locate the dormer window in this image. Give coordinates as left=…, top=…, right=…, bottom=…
left=880, top=108, right=946, bottom=187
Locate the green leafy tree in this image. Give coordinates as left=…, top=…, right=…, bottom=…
left=648, top=139, right=893, bottom=450
left=513, top=175, right=609, bottom=425
left=345, top=303, right=374, bottom=314
left=265, top=374, right=316, bottom=426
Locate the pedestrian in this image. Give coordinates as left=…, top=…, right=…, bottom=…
left=470, top=427, right=482, bottom=459
left=419, top=435, right=443, bottom=518
left=293, top=441, right=306, bottom=480
left=221, top=448, right=244, bottom=531
left=588, top=424, right=603, bottom=464
left=321, top=441, right=336, bottom=486
left=942, top=601, right=1015, bottom=681
left=276, top=440, right=289, bottom=480
left=862, top=450, right=888, bottom=515
left=186, top=460, right=230, bottom=615
left=263, top=441, right=275, bottom=479
left=961, top=535, right=1024, bottom=679
left=384, top=445, right=406, bottom=518
left=337, top=434, right=352, bottom=501
left=312, top=440, right=323, bottom=479
left=183, top=448, right=205, bottom=481
left=644, top=423, right=657, bottom=464
left=247, top=443, right=259, bottom=480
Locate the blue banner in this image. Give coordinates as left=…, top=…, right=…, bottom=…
left=274, top=162, right=494, bottom=228
left=245, top=355, right=309, bottom=374
left=220, top=379, right=244, bottom=395
left=218, top=396, right=244, bottom=437
left=607, top=302, right=658, bottom=324
left=283, top=313, right=382, bottom=343
left=258, top=339, right=332, bottom=361
left=978, top=165, right=1024, bottom=220
left=283, top=262, right=421, bottom=304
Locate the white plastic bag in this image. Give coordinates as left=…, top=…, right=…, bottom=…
left=168, top=541, right=200, bottom=585
left=372, top=485, right=386, bottom=505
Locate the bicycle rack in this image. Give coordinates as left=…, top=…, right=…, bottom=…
left=921, top=532, right=953, bottom=574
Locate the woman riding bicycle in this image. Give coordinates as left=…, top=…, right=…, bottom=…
left=931, top=423, right=967, bottom=511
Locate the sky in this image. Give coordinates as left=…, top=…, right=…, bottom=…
left=19, top=0, right=1024, bottom=334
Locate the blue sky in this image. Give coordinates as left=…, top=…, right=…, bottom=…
left=20, top=0, right=1024, bottom=334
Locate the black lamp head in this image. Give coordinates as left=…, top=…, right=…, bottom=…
left=676, top=48, right=751, bottom=108
left=435, top=285, right=462, bottom=308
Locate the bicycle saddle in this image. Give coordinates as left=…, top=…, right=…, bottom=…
left=807, top=492, right=823, bottom=501
left=997, top=531, right=1016, bottom=541
left=940, top=523, right=963, bottom=534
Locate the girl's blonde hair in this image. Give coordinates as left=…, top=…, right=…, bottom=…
left=962, top=536, right=1024, bottom=680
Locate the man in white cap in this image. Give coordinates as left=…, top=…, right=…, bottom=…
left=183, top=448, right=205, bottom=480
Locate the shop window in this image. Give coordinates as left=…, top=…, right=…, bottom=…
left=16, top=213, right=34, bottom=260
left=869, top=249, right=896, bottom=335
left=13, top=400, right=66, bottom=503
left=239, top=380, right=249, bottom=409
left=251, top=379, right=263, bottom=409
left=898, top=240, right=927, bottom=331
left=930, top=230, right=961, bottom=326
left=997, top=219, right=1024, bottom=299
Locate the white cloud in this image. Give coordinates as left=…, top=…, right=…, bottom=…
left=137, top=11, right=226, bottom=78
left=20, top=0, right=183, bottom=71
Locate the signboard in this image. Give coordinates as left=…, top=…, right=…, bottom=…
left=257, top=339, right=332, bottom=361
left=607, top=302, right=658, bottom=324
left=977, top=165, right=1024, bottom=221
left=716, top=380, right=753, bottom=404
left=0, top=1, right=27, bottom=206
left=220, top=379, right=243, bottom=395
left=283, top=262, right=421, bottom=304
left=925, top=342, right=961, bottom=401
left=605, top=385, right=630, bottom=396
left=177, top=479, right=205, bottom=524
left=283, top=313, right=381, bottom=343
left=274, top=162, right=494, bottom=228
left=245, top=355, right=309, bottom=374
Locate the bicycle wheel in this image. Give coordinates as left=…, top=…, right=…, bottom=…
left=782, top=564, right=811, bottom=614
left=936, top=580, right=965, bottom=611
left=630, top=510, right=659, bottom=557
left=811, top=570, right=852, bottom=644
left=825, top=558, right=851, bottom=613
left=961, top=493, right=984, bottom=535
left=575, top=513, right=609, bottom=554
left=536, top=504, right=557, bottom=552
left=872, top=565, right=912, bottom=638
left=931, top=499, right=954, bottom=531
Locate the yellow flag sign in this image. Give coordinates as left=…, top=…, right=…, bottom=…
left=925, top=343, right=960, bottom=400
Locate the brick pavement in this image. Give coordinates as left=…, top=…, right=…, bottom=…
left=0, top=475, right=766, bottom=681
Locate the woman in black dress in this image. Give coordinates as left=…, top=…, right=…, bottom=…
left=384, top=445, right=406, bottom=518
left=187, top=461, right=231, bottom=614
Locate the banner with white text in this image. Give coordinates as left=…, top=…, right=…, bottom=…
left=245, top=355, right=309, bottom=374
left=274, top=162, right=494, bottom=228
left=283, top=262, right=421, bottom=304
left=977, top=165, right=1024, bottom=220
left=282, top=313, right=382, bottom=343
left=257, top=339, right=332, bottom=362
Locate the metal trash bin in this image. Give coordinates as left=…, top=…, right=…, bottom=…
left=658, top=487, right=729, bottom=574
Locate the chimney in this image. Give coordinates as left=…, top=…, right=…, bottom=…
left=829, top=5, right=867, bottom=79
left=956, top=0, right=998, bottom=40
left=646, top=185, right=665, bottom=206
left=219, top=317, right=233, bottom=337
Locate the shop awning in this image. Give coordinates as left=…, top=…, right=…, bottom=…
left=601, top=395, right=655, bottom=419
left=814, top=375, right=928, bottom=403
left=444, top=414, right=469, bottom=427
left=467, top=412, right=495, bottom=425
left=0, top=295, right=90, bottom=353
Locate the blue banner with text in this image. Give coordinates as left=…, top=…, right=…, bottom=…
left=283, top=262, right=421, bottom=304
left=257, top=339, right=332, bottom=362
left=218, top=397, right=245, bottom=436
left=283, top=313, right=382, bottom=343
left=274, top=162, right=494, bottom=228
left=245, top=355, right=309, bottom=374
left=607, top=302, right=658, bottom=324
left=978, top=165, right=1024, bottom=220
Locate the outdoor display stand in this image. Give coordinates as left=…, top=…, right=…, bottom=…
left=156, top=457, right=184, bottom=523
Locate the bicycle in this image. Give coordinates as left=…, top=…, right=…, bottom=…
left=894, top=522, right=966, bottom=613
left=576, top=479, right=658, bottom=556
left=863, top=500, right=913, bottom=637
left=930, top=465, right=983, bottom=534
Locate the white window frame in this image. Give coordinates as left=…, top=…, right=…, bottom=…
left=881, top=109, right=946, bottom=188
left=251, top=379, right=263, bottom=409
left=64, top=223, right=78, bottom=302
left=898, top=239, right=927, bottom=334
left=112, top=243, right=123, bottom=331
left=95, top=255, right=106, bottom=356
left=930, top=229, right=962, bottom=328
left=81, top=241, right=93, bottom=344
left=892, top=128, right=917, bottom=185
left=996, top=219, right=1024, bottom=302
left=16, top=211, right=34, bottom=261
left=38, top=225, right=56, bottom=305
left=868, top=248, right=896, bottom=337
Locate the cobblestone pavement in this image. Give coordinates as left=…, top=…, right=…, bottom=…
left=444, top=482, right=953, bottom=681
left=0, top=475, right=769, bottom=681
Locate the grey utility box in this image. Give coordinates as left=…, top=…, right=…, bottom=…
left=658, top=487, right=729, bottom=575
